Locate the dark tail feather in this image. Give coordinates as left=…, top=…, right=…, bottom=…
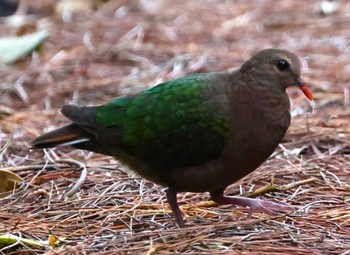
left=30, top=123, right=90, bottom=149
left=61, top=104, right=97, bottom=126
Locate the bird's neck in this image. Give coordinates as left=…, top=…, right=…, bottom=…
left=222, top=76, right=291, bottom=174
left=229, top=70, right=290, bottom=113
left=228, top=72, right=291, bottom=133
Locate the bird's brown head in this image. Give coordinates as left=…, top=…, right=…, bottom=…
left=240, top=49, right=313, bottom=100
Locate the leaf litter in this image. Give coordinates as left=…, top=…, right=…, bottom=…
left=0, top=0, right=350, bottom=254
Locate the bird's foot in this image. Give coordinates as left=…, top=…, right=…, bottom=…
left=210, top=190, right=294, bottom=216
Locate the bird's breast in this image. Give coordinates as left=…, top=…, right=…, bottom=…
left=221, top=86, right=291, bottom=181
left=156, top=87, right=292, bottom=192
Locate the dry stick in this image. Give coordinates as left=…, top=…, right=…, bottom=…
left=0, top=105, right=15, bottom=116
left=24, top=160, right=51, bottom=192
left=305, top=113, right=324, bottom=158
left=278, top=177, right=318, bottom=191
left=0, top=164, right=70, bottom=172
left=0, top=159, right=88, bottom=197
left=246, top=176, right=318, bottom=197
left=196, top=177, right=317, bottom=208
left=56, top=159, right=87, bottom=198
left=0, top=136, right=12, bottom=154
left=146, top=238, right=164, bottom=255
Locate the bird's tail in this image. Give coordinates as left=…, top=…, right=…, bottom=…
left=30, top=123, right=90, bottom=149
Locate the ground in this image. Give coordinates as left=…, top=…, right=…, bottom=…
left=0, top=0, right=350, bottom=254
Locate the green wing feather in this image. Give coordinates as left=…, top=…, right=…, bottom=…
left=96, top=74, right=229, bottom=169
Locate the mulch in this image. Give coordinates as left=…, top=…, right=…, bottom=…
left=1, top=0, right=350, bottom=254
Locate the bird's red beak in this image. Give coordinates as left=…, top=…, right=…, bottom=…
left=296, top=78, right=313, bottom=100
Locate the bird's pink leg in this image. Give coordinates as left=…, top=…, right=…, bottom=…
left=166, top=188, right=185, bottom=227
left=210, top=190, right=294, bottom=216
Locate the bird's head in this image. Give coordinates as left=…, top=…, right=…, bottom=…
left=240, top=49, right=313, bottom=100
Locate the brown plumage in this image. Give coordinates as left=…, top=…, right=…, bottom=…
left=31, top=49, right=313, bottom=226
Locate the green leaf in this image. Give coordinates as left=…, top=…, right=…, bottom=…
left=0, top=30, right=48, bottom=65
left=0, top=234, right=45, bottom=248
left=0, top=234, right=66, bottom=248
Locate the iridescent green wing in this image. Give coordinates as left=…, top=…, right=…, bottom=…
left=96, top=74, right=229, bottom=169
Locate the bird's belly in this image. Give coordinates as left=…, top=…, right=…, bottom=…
left=159, top=159, right=229, bottom=192
left=160, top=126, right=285, bottom=192
left=161, top=153, right=270, bottom=192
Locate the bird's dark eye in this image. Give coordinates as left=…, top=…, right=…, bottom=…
left=277, top=59, right=290, bottom=71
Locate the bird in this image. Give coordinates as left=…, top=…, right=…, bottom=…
left=30, top=48, right=313, bottom=226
